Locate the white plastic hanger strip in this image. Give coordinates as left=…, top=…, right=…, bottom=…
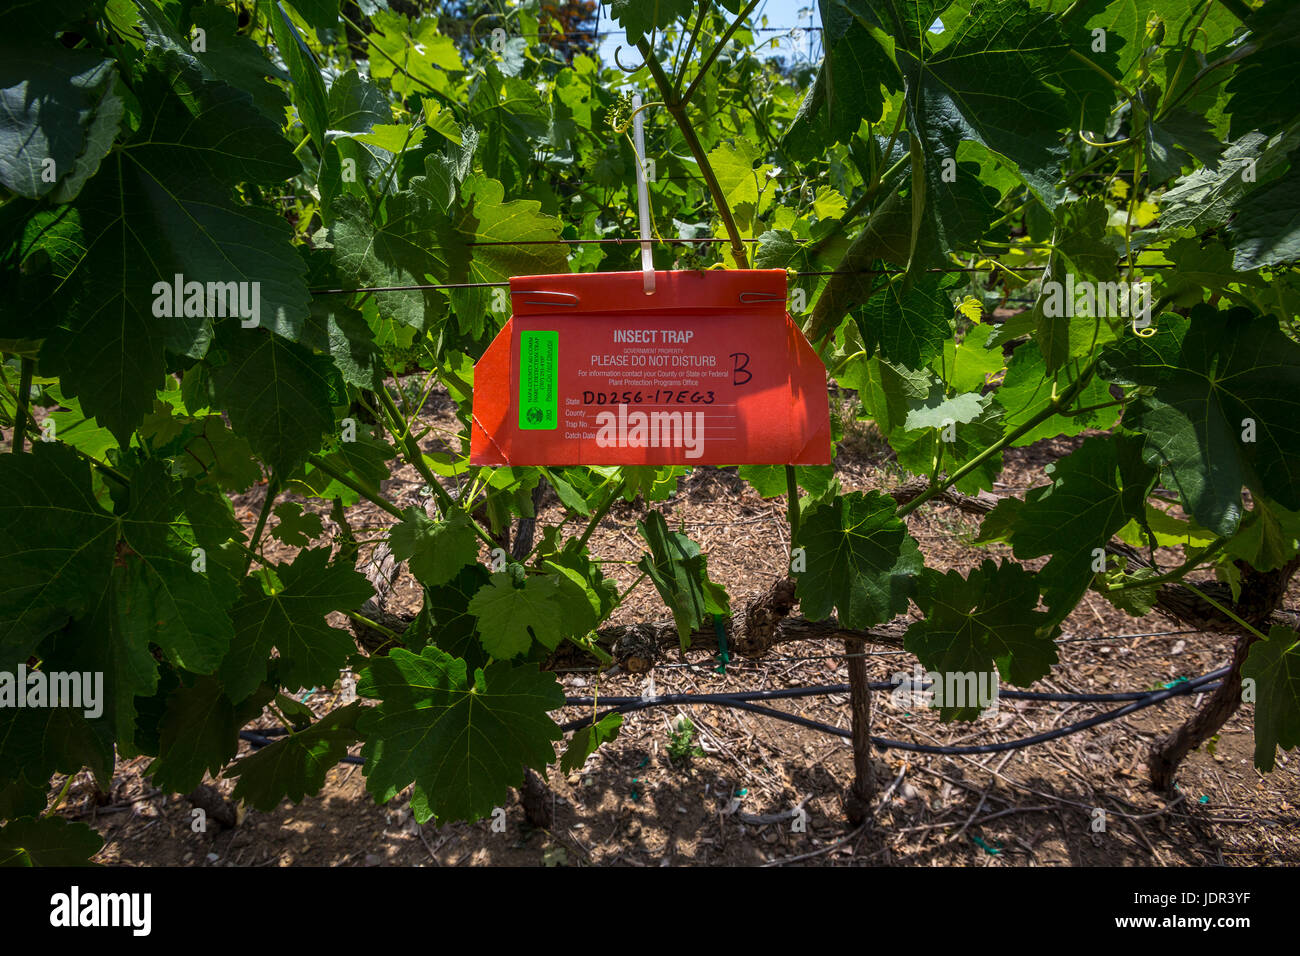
left=631, top=92, right=655, bottom=295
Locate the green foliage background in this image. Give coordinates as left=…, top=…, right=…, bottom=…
left=2, top=0, right=1300, bottom=854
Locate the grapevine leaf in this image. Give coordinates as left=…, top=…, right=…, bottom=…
left=895, top=0, right=1114, bottom=262
left=146, top=676, right=239, bottom=794
left=366, top=11, right=463, bottom=98
left=902, top=390, right=986, bottom=432
left=1144, top=106, right=1223, bottom=185
left=226, top=703, right=362, bottom=810
left=1241, top=625, right=1300, bottom=773
left=1226, top=161, right=1300, bottom=270
left=561, top=713, right=623, bottom=774
left=389, top=505, right=480, bottom=588
left=794, top=491, right=922, bottom=629
left=0, top=27, right=116, bottom=199
left=0, top=778, right=48, bottom=820
left=784, top=1, right=896, bottom=157
left=608, top=0, right=694, bottom=45
left=0, top=816, right=102, bottom=867
left=890, top=396, right=1005, bottom=494
left=1099, top=306, right=1300, bottom=536
left=1225, top=47, right=1300, bottom=141
left=420, top=563, right=492, bottom=668
left=1158, top=132, right=1281, bottom=235
left=135, top=2, right=289, bottom=120
left=904, top=560, right=1059, bottom=720
left=737, top=465, right=835, bottom=499
left=271, top=4, right=330, bottom=152
left=357, top=646, right=564, bottom=822
left=284, top=0, right=339, bottom=33
left=0, top=444, right=117, bottom=660
left=32, top=66, right=307, bottom=444
left=468, top=565, right=566, bottom=658
left=995, top=343, right=1118, bottom=446
left=1223, top=499, right=1300, bottom=572
left=270, top=501, right=324, bottom=547
left=855, top=273, right=956, bottom=369
left=219, top=548, right=373, bottom=703
left=209, top=324, right=337, bottom=475
left=540, top=540, right=618, bottom=640
left=977, top=435, right=1155, bottom=619
left=637, top=511, right=730, bottom=647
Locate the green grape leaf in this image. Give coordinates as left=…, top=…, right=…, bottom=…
left=1158, top=132, right=1281, bottom=236
left=209, top=324, right=336, bottom=475
left=0, top=27, right=116, bottom=200
left=1224, top=499, right=1300, bottom=572
left=896, top=0, right=1113, bottom=263
left=468, top=565, right=566, bottom=658
left=333, top=172, right=565, bottom=335
left=29, top=66, right=306, bottom=445
left=540, top=539, right=619, bottom=640
left=1099, top=306, right=1300, bottom=536
left=366, top=11, right=463, bottom=98
left=146, top=676, right=239, bottom=794
left=619, top=465, right=688, bottom=502
left=1241, top=625, right=1300, bottom=773
left=0, top=816, right=102, bottom=867
left=637, top=511, right=730, bottom=647
left=977, top=434, right=1155, bottom=619
left=993, top=340, right=1118, bottom=447
left=608, top=0, right=694, bottom=45
left=420, top=563, right=492, bottom=668
left=806, top=189, right=914, bottom=343
left=357, top=646, right=564, bottom=822
left=560, top=713, right=623, bottom=774
left=0, top=778, right=48, bottom=820
left=737, top=465, right=835, bottom=499
left=135, top=3, right=290, bottom=120
left=902, top=390, right=987, bottom=432
left=226, top=703, right=362, bottom=810
left=271, top=501, right=324, bottom=547
left=0, top=444, right=117, bottom=660
left=855, top=273, right=956, bottom=369
left=1226, top=162, right=1300, bottom=271
left=219, top=549, right=372, bottom=702
left=1144, top=107, right=1224, bottom=185
left=271, top=3, right=329, bottom=151
left=842, top=355, right=934, bottom=437
left=285, top=0, right=339, bottom=33
left=1225, top=47, right=1300, bottom=141
left=794, top=491, right=922, bottom=629
left=784, top=1, right=896, bottom=157
left=389, top=506, right=480, bottom=588
left=905, top=560, right=1059, bottom=720
left=890, top=396, right=1005, bottom=494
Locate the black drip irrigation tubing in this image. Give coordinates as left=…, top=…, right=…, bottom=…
left=236, top=667, right=1228, bottom=764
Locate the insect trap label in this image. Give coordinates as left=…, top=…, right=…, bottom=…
left=472, top=270, right=831, bottom=466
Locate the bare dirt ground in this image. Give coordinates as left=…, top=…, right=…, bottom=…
left=46, top=386, right=1300, bottom=866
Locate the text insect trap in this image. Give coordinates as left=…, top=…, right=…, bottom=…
left=470, top=269, right=831, bottom=466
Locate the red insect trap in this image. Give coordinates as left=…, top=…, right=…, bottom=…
left=470, top=269, right=831, bottom=466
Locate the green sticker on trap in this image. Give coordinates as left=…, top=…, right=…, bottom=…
left=519, top=330, right=558, bottom=430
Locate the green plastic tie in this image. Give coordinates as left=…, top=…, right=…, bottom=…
left=713, top=613, right=729, bottom=674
